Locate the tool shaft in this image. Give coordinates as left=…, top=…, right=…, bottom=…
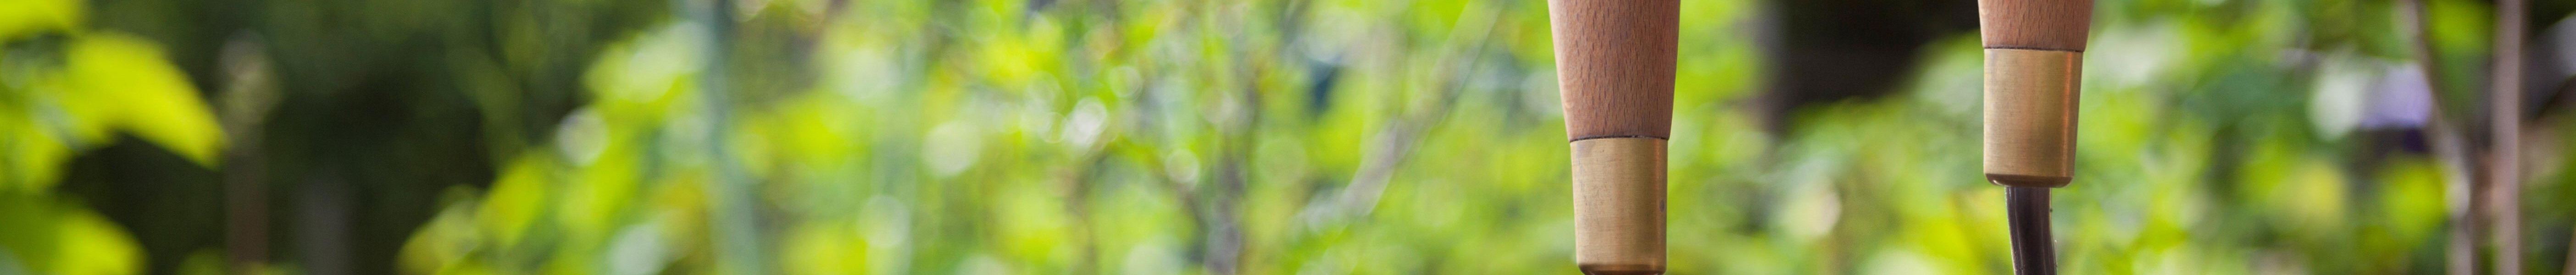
left=2006, top=187, right=2057, bottom=275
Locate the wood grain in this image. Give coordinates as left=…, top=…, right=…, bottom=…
left=1976, top=0, right=2093, bottom=51
left=1571, top=138, right=1666, bottom=275
left=1983, top=49, right=2080, bottom=188
left=1549, top=0, right=1678, bottom=141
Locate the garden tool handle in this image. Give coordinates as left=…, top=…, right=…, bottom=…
left=1546, top=0, right=1677, bottom=274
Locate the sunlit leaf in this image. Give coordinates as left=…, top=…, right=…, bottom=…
left=400, top=187, right=485, bottom=275
left=0, top=0, right=81, bottom=40
left=0, top=197, right=139, bottom=275
left=51, top=210, right=141, bottom=275
left=2, top=122, right=72, bottom=192
left=478, top=155, right=557, bottom=247
left=62, top=33, right=225, bottom=166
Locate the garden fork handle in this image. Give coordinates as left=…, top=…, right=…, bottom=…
left=1546, top=0, right=1677, bottom=274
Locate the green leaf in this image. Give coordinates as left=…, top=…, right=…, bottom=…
left=0, top=197, right=142, bottom=275
left=477, top=155, right=556, bottom=247
left=0, top=0, right=82, bottom=41
left=52, top=210, right=141, bottom=275
left=62, top=33, right=225, bottom=166
left=2, top=122, right=73, bottom=192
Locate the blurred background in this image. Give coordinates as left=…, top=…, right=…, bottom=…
left=2, top=0, right=2575, bottom=274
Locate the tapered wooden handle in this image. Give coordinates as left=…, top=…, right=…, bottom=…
left=1976, top=0, right=2093, bottom=51
left=1549, top=0, right=1675, bottom=274
left=1550, top=0, right=1677, bottom=141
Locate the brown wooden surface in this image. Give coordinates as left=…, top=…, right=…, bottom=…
left=1571, top=138, right=1666, bottom=275
left=1549, top=0, right=1678, bottom=141
left=1976, top=0, right=2093, bottom=51
left=1983, top=49, right=2080, bottom=188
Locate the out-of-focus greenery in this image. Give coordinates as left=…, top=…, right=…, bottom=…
left=1, top=0, right=221, bottom=274
left=2, top=0, right=2572, bottom=274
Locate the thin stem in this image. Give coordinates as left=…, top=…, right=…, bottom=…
left=688, top=0, right=766, bottom=273
left=2398, top=0, right=2486, bottom=273
left=2487, top=0, right=2525, bottom=273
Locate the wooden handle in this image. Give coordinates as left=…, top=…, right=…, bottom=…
left=1549, top=0, right=1675, bottom=274
left=1550, top=0, right=1677, bottom=141
left=1976, top=0, right=2093, bottom=51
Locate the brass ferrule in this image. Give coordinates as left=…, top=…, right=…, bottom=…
left=1571, top=138, right=1666, bottom=275
left=1982, top=49, right=2081, bottom=188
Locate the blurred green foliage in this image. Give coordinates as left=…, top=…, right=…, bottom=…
left=1, top=0, right=2570, bottom=274
left=1, top=0, right=222, bottom=273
